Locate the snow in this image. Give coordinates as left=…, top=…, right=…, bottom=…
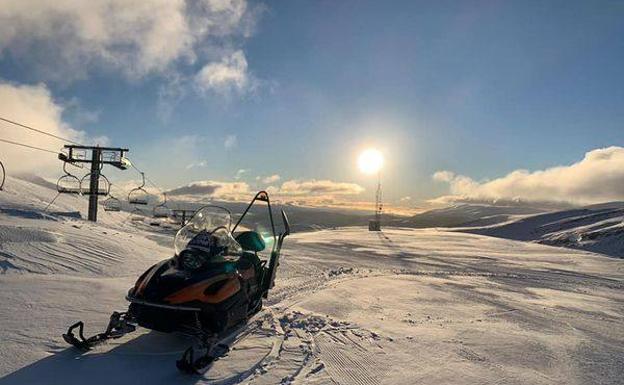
left=462, top=205, right=624, bottom=258
left=1, top=175, right=623, bottom=384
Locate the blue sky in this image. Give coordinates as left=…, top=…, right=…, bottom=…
left=0, top=0, right=622, bottom=209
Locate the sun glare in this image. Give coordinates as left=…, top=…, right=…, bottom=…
left=358, top=148, right=383, bottom=175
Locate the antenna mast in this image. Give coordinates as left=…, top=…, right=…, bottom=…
left=369, top=171, right=382, bottom=231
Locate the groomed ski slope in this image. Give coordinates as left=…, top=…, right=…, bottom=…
left=0, top=176, right=623, bottom=385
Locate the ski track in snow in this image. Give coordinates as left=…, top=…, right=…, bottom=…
left=0, top=176, right=623, bottom=385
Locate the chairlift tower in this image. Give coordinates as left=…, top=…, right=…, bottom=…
left=59, top=145, right=129, bottom=222
left=172, top=209, right=197, bottom=227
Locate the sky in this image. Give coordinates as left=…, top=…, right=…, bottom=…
left=0, top=0, right=623, bottom=211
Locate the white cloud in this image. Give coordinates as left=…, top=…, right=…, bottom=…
left=195, top=50, right=254, bottom=95
left=399, top=196, right=411, bottom=202
left=276, top=179, right=365, bottom=197
left=166, top=177, right=365, bottom=205
left=234, top=168, right=249, bottom=180
left=432, top=170, right=455, bottom=183
left=224, top=134, right=238, bottom=149
left=0, top=82, right=104, bottom=176
left=185, top=160, right=208, bottom=169
left=261, top=174, right=281, bottom=184
left=0, top=0, right=259, bottom=83
left=432, top=147, right=624, bottom=205
left=167, top=179, right=250, bottom=200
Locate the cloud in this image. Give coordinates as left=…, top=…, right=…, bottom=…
left=224, top=134, right=238, bottom=149
left=166, top=180, right=250, bottom=200
left=185, top=160, right=208, bottom=170
left=165, top=178, right=365, bottom=205
left=276, top=179, right=365, bottom=197
left=0, top=82, right=105, bottom=176
left=399, top=196, right=412, bottom=202
left=195, top=50, right=255, bottom=95
left=432, top=147, right=624, bottom=205
left=234, top=168, right=249, bottom=179
left=261, top=174, right=281, bottom=184
left=0, top=0, right=260, bottom=83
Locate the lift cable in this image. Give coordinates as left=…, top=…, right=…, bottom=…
left=0, top=137, right=59, bottom=155
left=0, top=116, right=82, bottom=145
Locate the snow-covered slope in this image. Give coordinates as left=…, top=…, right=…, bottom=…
left=463, top=203, right=624, bottom=258
left=396, top=203, right=548, bottom=228
left=1, top=176, right=623, bottom=385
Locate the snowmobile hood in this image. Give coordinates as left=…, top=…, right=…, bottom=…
left=129, top=257, right=241, bottom=306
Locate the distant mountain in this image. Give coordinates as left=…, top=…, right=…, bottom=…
left=394, top=203, right=548, bottom=228
left=463, top=202, right=624, bottom=258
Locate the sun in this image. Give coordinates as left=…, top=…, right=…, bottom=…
left=358, top=148, right=383, bottom=175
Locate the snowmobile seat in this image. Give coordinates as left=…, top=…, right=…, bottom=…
left=236, top=231, right=265, bottom=252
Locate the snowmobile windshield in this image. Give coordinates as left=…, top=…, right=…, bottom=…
left=174, top=206, right=240, bottom=257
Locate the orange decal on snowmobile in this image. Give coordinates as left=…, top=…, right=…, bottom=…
left=164, top=274, right=241, bottom=304
left=202, top=277, right=241, bottom=304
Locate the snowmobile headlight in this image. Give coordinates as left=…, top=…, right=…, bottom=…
left=180, top=251, right=205, bottom=270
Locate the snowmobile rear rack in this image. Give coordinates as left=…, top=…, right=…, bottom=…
left=231, top=190, right=290, bottom=296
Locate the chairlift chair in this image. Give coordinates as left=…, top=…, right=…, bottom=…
left=129, top=207, right=145, bottom=222
left=152, top=192, right=171, bottom=218
left=103, top=196, right=121, bottom=212
left=0, top=160, right=5, bottom=190
left=80, top=173, right=111, bottom=196
left=128, top=172, right=149, bottom=205
left=103, top=184, right=121, bottom=212
left=57, top=162, right=82, bottom=194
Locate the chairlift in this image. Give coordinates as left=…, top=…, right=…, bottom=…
left=129, top=207, right=145, bottom=222
left=80, top=173, right=110, bottom=196
left=152, top=192, right=171, bottom=218
left=57, top=162, right=82, bottom=194
left=103, top=184, right=121, bottom=212
left=0, top=160, right=5, bottom=190
left=103, top=196, right=121, bottom=212
left=128, top=172, right=149, bottom=205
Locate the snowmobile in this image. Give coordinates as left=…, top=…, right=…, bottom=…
left=62, top=191, right=290, bottom=373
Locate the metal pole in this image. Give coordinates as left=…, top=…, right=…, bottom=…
left=375, top=171, right=382, bottom=223
left=87, top=148, right=101, bottom=222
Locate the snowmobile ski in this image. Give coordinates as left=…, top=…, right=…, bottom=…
left=62, top=311, right=136, bottom=351
left=175, top=315, right=266, bottom=374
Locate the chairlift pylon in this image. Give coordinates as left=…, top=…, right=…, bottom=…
left=0, top=160, right=5, bottom=191
left=57, top=162, right=82, bottom=195
left=128, top=172, right=149, bottom=205
left=152, top=192, right=171, bottom=218
left=80, top=172, right=110, bottom=196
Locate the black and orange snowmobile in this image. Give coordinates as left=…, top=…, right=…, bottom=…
left=62, top=191, right=290, bottom=373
